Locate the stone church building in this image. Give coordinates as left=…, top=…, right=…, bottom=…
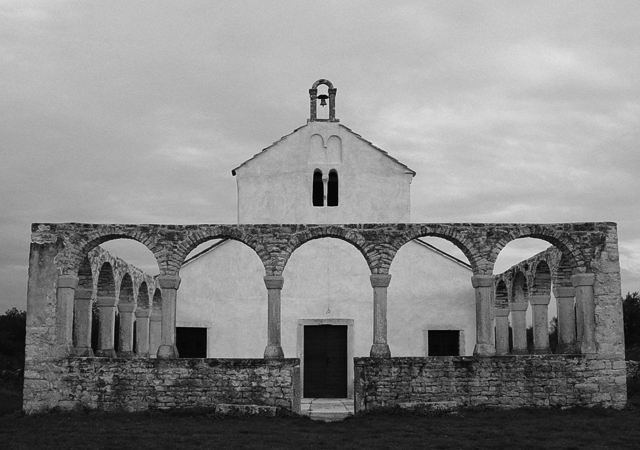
left=176, top=79, right=474, bottom=398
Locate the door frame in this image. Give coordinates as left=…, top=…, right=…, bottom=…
left=297, top=319, right=354, bottom=399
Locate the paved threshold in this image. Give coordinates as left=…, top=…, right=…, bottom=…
left=301, top=398, right=354, bottom=422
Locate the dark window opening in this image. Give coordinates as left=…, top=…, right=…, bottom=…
left=327, top=170, right=338, bottom=207
left=428, top=330, right=460, bottom=356
left=176, top=327, right=207, bottom=358
left=312, top=169, right=324, bottom=207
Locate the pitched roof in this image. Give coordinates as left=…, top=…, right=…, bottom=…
left=231, top=123, right=416, bottom=176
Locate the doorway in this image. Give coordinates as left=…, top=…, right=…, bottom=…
left=297, top=319, right=354, bottom=399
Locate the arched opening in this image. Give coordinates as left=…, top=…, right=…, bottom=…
left=494, top=238, right=564, bottom=355
left=93, top=262, right=117, bottom=357
left=77, top=237, right=159, bottom=358
left=389, top=236, right=474, bottom=357
left=117, top=273, right=135, bottom=357
left=315, top=83, right=330, bottom=120
left=72, top=257, right=94, bottom=356
left=177, top=238, right=266, bottom=358
left=327, top=170, right=339, bottom=207
left=312, top=169, right=324, bottom=207
left=283, top=237, right=370, bottom=399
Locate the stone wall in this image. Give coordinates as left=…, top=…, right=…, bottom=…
left=23, top=358, right=300, bottom=414
left=354, top=356, right=627, bottom=412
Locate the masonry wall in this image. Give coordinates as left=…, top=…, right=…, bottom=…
left=354, top=356, right=628, bottom=412
left=23, top=358, right=301, bottom=414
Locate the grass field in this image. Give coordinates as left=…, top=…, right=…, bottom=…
left=2, top=387, right=639, bottom=449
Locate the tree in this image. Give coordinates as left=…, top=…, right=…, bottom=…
left=623, top=292, right=640, bottom=360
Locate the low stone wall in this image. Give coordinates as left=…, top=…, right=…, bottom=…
left=23, top=358, right=301, bottom=414
left=354, top=356, right=627, bottom=412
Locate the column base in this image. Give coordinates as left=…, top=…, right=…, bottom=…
left=473, top=344, right=496, bottom=356
left=370, top=344, right=391, bottom=358
left=557, top=342, right=579, bottom=354
left=580, top=341, right=597, bottom=354
left=74, top=347, right=94, bottom=357
left=264, top=345, right=284, bottom=359
left=511, top=349, right=530, bottom=356
left=135, top=352, right=150, bottom=358
left=96, top=349, right=117, bottom=358
left=117, top=351, right=136, bottom=358
left=157, top=345, right=180, bottom=358
left=533, top=348, right=552, bottom=355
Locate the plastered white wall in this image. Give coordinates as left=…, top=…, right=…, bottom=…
left=234, top=121, right=414, bottom=224
left=176, top=238, right=475, bottom=358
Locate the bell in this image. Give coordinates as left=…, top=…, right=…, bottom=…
left=318, top=94, right=329, bottom=107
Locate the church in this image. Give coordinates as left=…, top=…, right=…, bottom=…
left=175, top=80, right=475, bottom=398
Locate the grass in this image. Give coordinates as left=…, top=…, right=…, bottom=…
left=1, top=387, right=639, bottom=449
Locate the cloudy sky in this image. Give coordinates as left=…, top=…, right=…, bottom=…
left=1, top=0, right=639, bottom=313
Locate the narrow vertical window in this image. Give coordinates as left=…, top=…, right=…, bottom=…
left=312, top=169, right=324, bottom=207
left=327, top=170, right=339, bottom=207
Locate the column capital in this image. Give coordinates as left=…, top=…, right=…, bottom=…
left=530, top=294, right=551, bottom=306
left=135, top=308, right=152, bottom=319
left=471, top=275, right=494, bottom=288
left=571, top=273, right=595, bottom=287
left=553, top=286, right=575, bottom=298
left=494, top=308, right=511, bottom=317
left=264, top=275, right=284, bottom=290
left=510, top=302, right=528, bottom=312
left=96, top=296, right=117, bottom=307
left=150, top=311, right=162, bottom=322
left=370, top=274, right=391, bottom=288
left=118, top=303, right=136, bottom=313
left=74, top=288, right=93, bottom=300
left=57, top=275, right=79, bottom=289
left=158, top=275, right=181, bottom=290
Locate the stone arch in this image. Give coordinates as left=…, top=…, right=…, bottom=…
left=495, top=279, right=509, bottom=309
left=312, top=79, right=334, bottom=89
left=119, top=273, right=134, bottom=306
left=173, top=227, right=266, bottom=275
left=152, top=288, right=162, bottom=309
left=553, top=252, right=574, bottom=288
left=69, top=230, right=161, bottom=279
left=280, top=227, right=370, bottom=275
left=393, top=225, right=482, bottom=274
left=77, top=256, right=93, bottom=294
left=137, top=282, right=150, bottom=309
left=494, top=227, right=584, bottom=274
left=531, top=261, right=552, bottom=296
left=512, top=271, right=528, bottom=303
left=97, top=262, right=116, bottom=297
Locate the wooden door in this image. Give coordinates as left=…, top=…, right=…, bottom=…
left=303, top=325, right=348, bottom=398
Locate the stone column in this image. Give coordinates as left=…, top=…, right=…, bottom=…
left=530, top=294, right=551, bottom=354
left=554, top=286, right=578, bottom=354
left=509, top=302, right=529, bottom=355
left=135, top=308, right=151, bottom=357
left=157, top=275, right=181, bottom=358
left=96, top=296, right=117, bottom=357
left=472, top=275, right=496, bottom=356
left=55, top=275, right=79, bottom=357
left=73, top=288, right=94, bottom=357
left=117, top=303, right=136, bottom=358
left=149, top=309, right=162, bottom=358
left=370, top=274, right=392, bottom=358
left=494, top=307, right=511, bottom=355
left=572, top=273, right=596, bottom=354
left=264, top=275, right=285, bottom=358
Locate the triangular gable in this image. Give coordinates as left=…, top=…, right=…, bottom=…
left=231, top=123, right=416, bottom=177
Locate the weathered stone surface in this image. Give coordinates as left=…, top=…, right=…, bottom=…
left=23, top=358, right=301, bottom=414
left=353, top=355, right=628, bottom=412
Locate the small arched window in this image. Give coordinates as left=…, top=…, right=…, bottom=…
left=312, top=169, right=324, bottom=207
left=327, top=170, right=338, bottom=207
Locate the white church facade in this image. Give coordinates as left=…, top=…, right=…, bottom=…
left=175, top=80, right=476, bottom=398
